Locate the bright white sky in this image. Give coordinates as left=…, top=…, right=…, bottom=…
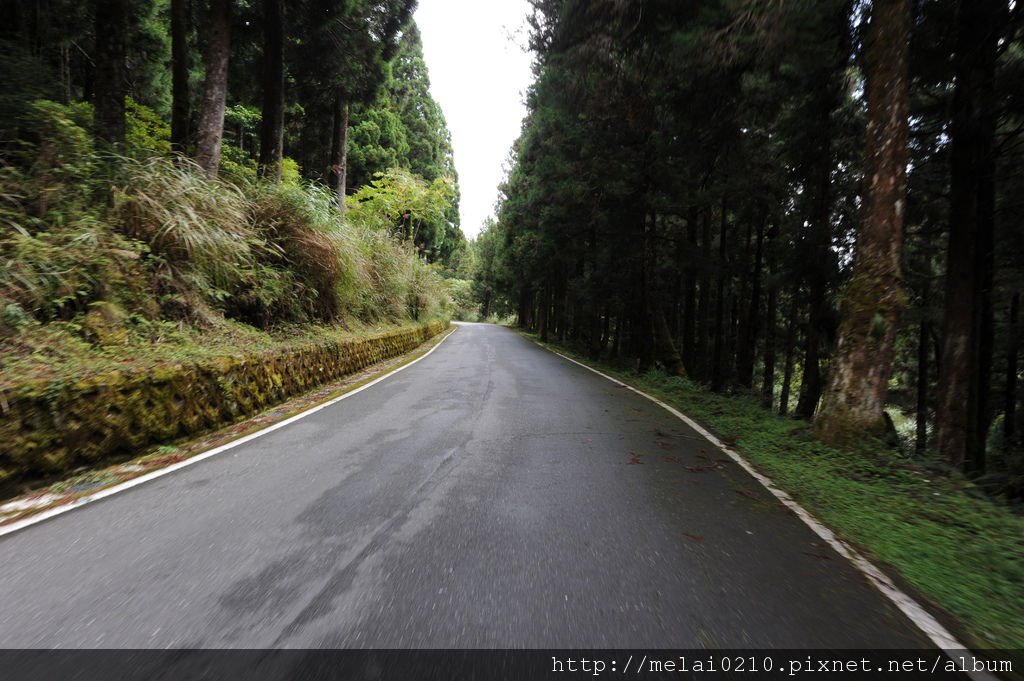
left=414, top=0, right=534, bottom=239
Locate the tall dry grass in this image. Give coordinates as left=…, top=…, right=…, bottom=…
left=1, top=100, right=451, bottom=336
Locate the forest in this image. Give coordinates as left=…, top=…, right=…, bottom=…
left=472, top=0, right=1024, bottom=500
left=0, top=0, right=467, bottom=354
left=1, top=0, right=1023, bottom=659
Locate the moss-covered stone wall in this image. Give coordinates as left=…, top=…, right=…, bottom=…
left=0, top=321, right=448, bottom=483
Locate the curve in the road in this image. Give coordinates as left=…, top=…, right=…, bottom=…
left=0, top=323, right=949, bottom=649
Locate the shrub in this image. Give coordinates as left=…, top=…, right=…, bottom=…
left=125, top=99, right=172, bottom=156
left=2, top=99, right=454, bottom=337
left=280, top=157, right=302, bottom=186
left=12, top=100, right=96, bottom=214
left=444, top=278, right=478, bottom=321
left=249, top=182, right=345, bottom=322
left=113, top=156, right=258, bottom=302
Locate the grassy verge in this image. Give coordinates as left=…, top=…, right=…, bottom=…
left=528, top=334, right=1024, bottom=654
left=1, top=316, right=434, bottom=389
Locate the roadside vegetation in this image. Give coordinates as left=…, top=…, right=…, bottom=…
left=1, top=0, right=469, bottom=392
left=0, top=1, right=468, bottom=491
left=1, top=100, right=453, bottom=389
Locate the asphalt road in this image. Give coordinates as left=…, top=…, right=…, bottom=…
left=0, top=323, right=931, bottom=649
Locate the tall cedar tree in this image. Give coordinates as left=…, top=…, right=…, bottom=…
left=324, top=0, right=416, bottom=208
left=816, top=0, right=910, bottom=444
left=258, top=0, right=285, bottom=180
left=194, top=0, right=232, bottom=176
left=936, top=0, right=1003, bottom=471
left=329, top=94, right=350, bottom=208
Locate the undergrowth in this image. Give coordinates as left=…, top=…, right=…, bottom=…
left=1, top=99, right=452, bottom=367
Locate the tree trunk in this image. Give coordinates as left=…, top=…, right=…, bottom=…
left=258, top=0, right=285, bottom=181
left=655, top=310, right=685, bottom=377
left=93, top=0, right=127, bottom=147
left=600, top=304, right=611, bottom=350
left=561, top=276, right=571, bottom=341
left=815, top=0, right=910, bottom=446
left=670, top=217, right=684, bottom=345
left=936, top=0, right=1001, bottom=471
left=796, top=298, right=825, bottom=417
left=194, top=0, right=231, bottom=177
left=610, top=309, right=618, bottom=358
left=518, top=289, right=532, bottom=329
left=589, top=305, right=602, bottom=360
left=1006, top=293, right=1020, bottom=451
left=696, top=209, right=712, bottom=381
left=170, top=0, right=191, bottom=152
left=60, top=41, right=71, bottom=104
left=737, top=214, right=765, bottom=388
left=683, top=207, right=698, bottom=375
left=916, top=283, right=930, bottom=455
left=711, top=199, right=728, bottom=392
left=780, top=294, right=798, bottom=417
left=761, top=226, right=778, bottom=409
left=794, top=4, right=847, bottom=420
left=329, top=92, right=350, bottom=210
left=539, top=285, right=551, bottom=343
left=637, top=211, right=655, bottom=373
left=973, top=162, right=996, bottom=472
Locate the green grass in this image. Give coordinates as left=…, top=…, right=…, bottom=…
left=0, top=316, right=433, bottom=389
left=531, top=335, right=1024, bottom=653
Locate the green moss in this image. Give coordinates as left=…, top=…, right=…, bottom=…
left=0, top=321, right=447, bottom=484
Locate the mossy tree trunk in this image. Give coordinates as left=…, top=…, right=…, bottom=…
left=815, top=0, right=910, bottom=445
left=194, top=0, right=232, bottom=177
left=329, top=92, right=350, bottom=210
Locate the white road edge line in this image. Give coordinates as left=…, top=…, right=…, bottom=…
left=547, top=347, right=994, bottom=678
left=0, top=326, right=457, bottom=539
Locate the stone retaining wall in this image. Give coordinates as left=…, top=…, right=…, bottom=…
left=0, top=320, right=448, bottom=482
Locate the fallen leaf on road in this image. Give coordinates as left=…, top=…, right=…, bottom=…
left=802, top=551, right=834, bottom=561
